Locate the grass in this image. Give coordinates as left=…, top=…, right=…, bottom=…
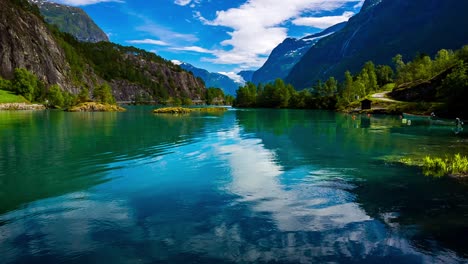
left=153, top=107, right=228, bottom=114
left=0, top=89, right=28, bottom=103
left=397, top=154, right=468, bottom=178
left=422, top=154, right=468, bottom=177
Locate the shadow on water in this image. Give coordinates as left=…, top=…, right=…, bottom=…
left=0, top=107, right=220, bottom=214
left=235, top=109, right=468, bottom=259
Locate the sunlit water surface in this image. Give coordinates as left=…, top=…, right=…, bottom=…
left=1, top=107, right=468, bottom=263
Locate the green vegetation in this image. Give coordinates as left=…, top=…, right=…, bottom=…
left=235, top=44, right=468, bottom=118
left=0, top=89, right=28, bottom=103
left=397, top=154, right=468, bottom=178
left=38, top=1, right=108, bottom=43
left=67, top=102, right=125, bottom=112
left=93, top=83, right=115, bottom=104
left=49, top=30, right=192, bottom=101
left=153, top=107, right=228, bottom=114
left=422, top=154, right=468, bottom=177
left=46, top=84, right=64, bottom=107
left=1, top=67, right=120, bottom=109
left=205, top=87, right=234, bottom=105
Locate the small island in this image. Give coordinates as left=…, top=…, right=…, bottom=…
left=153, top=107, right=228, bottom=114
left=67, top=102, right=126, bottom=112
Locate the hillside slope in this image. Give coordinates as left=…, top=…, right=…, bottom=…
left=252, top=22, right=346, bottom=85
left=31, top=0, right=109, bottom=43
left=286, top=0, right=468, bottom=89
left=0, top=0, right=206, bottom=102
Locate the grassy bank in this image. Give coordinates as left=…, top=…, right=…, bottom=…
left=0, top=90, right=28, bottom=103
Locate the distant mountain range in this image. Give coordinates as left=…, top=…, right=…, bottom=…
left=30, top=0, right=109, bottom=43
left=251, top=22, right=346, bottom=85
left=286, top=0, right=468, bottom=89
left=178, top=62, right=244, bottom=96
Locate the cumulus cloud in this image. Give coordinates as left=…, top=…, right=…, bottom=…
left=292, top=11, right=355, bottom=29
left=218, top=72, right=245, bottom=84
left=196, top=0, right=361, bottom=68
left=127, top=39, right=169, bottom=46
left=55, top=0, right=123, bottom=6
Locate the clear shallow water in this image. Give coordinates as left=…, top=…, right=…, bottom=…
left=1, top=107, right=468, bottom=263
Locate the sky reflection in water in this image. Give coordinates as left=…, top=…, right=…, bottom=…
left=0, top=108, right=467, bottom=263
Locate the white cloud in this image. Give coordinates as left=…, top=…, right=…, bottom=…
left=170, top=46, right=215, bottom=53
left=174, top=0, right=191, bottom=6
left=218, top=72, right=245, bottom=84
left=127, top=39, right=169, bottom=46
left=137, top=23, right=199, bottom=44
left=197, top=0, right=362, bottom=68
left=292, top=11, right=354, bottom=29
left=55, top=0, right=123, bottom=6
left=175, top=0, right=201, bottom=7
left=171, top=60, right=183, bottom=65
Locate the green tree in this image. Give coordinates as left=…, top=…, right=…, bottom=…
left=182, top=97, right=193, bottom=106
left=376, top=65, right=394, bottom=86
left=0, top=77, right=12, bottom=91
left=324, top=76, right=338, bottom=96
left=93, top=83, right=115, bottom=104
left=47, top=84, right=64, bottom=108
left=361, top=61, right=378, bottom=92
left=13, top=68, right=38, bottom=101
left=340, top=71, right=354, bottom=104
left=78, top=87, right=90, bottom=103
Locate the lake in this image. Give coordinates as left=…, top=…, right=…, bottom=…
left=1, top=107, right=468, bottom=263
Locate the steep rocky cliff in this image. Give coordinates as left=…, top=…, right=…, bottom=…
left=0, top=0, right=206, bottom=102
left=0, top=0, right=73, bottom=90
left=31, top=0, right=109, bottom=43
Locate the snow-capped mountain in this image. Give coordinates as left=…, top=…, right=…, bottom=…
left=251, top=22, right=347, bottom=85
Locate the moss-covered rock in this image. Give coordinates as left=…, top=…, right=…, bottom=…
left=153, top=107, right=228, bottom=114
left=67, top=102, right=126, bottom=112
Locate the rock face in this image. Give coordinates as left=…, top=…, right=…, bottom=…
left=0, top=0, right=206, bottom=102
left=252, top=22, right=346, bottom=85
left=0, top=0, right=72, bottom=90
left=286, top=0, right=468, bottom=89
left=30, top=0, right=109, bottom=43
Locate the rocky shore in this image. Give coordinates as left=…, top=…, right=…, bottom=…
left=0, top=103, right=46, bottom=110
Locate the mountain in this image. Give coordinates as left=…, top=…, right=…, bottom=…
left=0, top=0, right=206, bottom=102
left=238, top=70, right=255, bottom=83
left=286, top=0, right=468, bottom=89
left=30, top=0, right=109, bottom=43
left=251, top=22, right=346, bottom=85
left=179, top=62, right=241, bottom=96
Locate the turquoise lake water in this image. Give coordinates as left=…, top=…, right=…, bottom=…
left=0, top=107, right=468, bottom=263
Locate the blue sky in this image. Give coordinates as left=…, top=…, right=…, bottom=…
left=54, top=0, right=364, bottom=78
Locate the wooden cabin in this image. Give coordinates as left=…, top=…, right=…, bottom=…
left=361, top=99, right=372, bottom=110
